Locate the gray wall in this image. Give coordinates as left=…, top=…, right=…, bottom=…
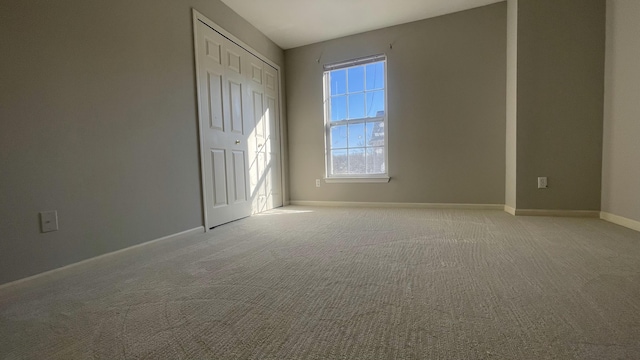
left=602, top=0, right=640, bottom=222
left=0, top=0, right=284, bottom=284
left=505, top=0, right=518, bottom=209
left=515, top=0, right=605, bottom=210
left=285, top=3, right=507, bottom=204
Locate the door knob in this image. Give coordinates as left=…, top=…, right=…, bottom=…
left=235, top=140, right=240, bottom=144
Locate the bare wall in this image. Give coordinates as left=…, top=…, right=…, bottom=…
left=285, top=3, right=507, bottom=204
left=0, top=0, right=284, bottom=284
left=505, top=0, right=518, bottom=209
left=515, top=0, right=605, bottom=210
left=602, top=0, right=640, bottom=222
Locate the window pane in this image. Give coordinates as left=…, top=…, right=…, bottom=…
left=347, top=66, right=364, bottom=92
left=348, top=93, right=365, bottom=119
left=331, top=149, right=348, bottom=175
left=348, top=148, right=366, bottom=174
left=366, top=90, right=385, bottom=118
left=348, top=123, right=365, bottom=147
left=330, top=70, right=346, bottom=95
left=366, top=121, right=385, bottom=146
left=330, top=95, right=347, bottom=121
left=366, top=147, right=385, bottom=174
left=366, top=62, right=384, bottom=90
left=331, top=125, right=347, bottom=148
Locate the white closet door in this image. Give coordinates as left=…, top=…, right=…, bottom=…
left=246, top=52, right=283, bottom=214
left=195, top=19, right=282, bottom=229
left=262, top=63, right=283, bottom=211
left=196, top=21, right=251, bottom=228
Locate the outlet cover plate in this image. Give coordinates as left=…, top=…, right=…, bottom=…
left=40, top=211, right=59, bottom=232
left=537, top=177, right=548, bottom=189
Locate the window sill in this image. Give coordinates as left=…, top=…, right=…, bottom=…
left=324, top=176, right=390, bottom=184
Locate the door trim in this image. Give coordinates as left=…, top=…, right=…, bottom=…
left=192, top=9, right=286, bottom=231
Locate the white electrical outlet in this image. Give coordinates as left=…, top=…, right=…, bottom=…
left=537, top=177, right=548, bottom=189
left=40, top=210, right=59, bottom=232
left=315, top=179, right=321, bottom=187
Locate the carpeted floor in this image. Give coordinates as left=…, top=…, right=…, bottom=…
left=1, top=206, right=640, bottom=359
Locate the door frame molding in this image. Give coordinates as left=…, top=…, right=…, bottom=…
left=192, top=9, right=286, bottom=231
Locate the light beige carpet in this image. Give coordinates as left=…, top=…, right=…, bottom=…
left=1, top=206, right=640, bottom=359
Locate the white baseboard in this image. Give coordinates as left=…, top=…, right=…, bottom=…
left=504, top=205, right=516, bottom=215
left=289, top=200, right=503, bottom=210
left=0, top=226, right=205, bottom=290
left=513, top=209, right=600, bottom=218
left=600, top=212, right=640, bottom=232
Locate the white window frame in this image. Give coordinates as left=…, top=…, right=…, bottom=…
left=322, top=54, right=390, bottom=183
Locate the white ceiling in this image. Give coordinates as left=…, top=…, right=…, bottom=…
left=220, top=0, right=504, bottom=49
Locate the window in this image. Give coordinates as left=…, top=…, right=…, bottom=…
left=323, top=54, right=388, bottom=182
